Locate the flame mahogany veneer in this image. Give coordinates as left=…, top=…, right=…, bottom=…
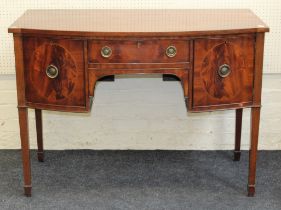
left=8, top=9, right=269, bottom=197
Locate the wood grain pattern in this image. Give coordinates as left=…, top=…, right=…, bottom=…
left=8, top=9, right=269, bottom=37
left=252, top=33, right=265, bottom=106
left=88, top=39, right=190, bottom=64
left=192, top=34, right=255, bottom=111
left=13, top=35, right=26, bottom=107
left=23, top=37, right=86, bottom=109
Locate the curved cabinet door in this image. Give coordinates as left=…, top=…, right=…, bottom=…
left=23, top=37, right=86, bottom=110
left=192, top=35, right=255, bottom=111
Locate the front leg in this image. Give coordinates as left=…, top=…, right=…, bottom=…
left=18, top=107, right=32, bottom=196
left=247, top=107, right=261, bottom=197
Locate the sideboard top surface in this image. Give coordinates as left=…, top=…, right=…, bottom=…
left=8, top=9, right=269, bottom=36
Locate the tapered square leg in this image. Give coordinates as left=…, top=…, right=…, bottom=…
left=18, top=107, right=32, bottom=197
left=247, top=107, right=261, bottom=197
left=35, top=109, right=44, bottom=162
left=234, top=109, right=243, bottom=161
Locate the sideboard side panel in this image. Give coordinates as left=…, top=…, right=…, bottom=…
left=13, top=35, right=26, bottom=107
left=252, top=33, right=265, bottom=106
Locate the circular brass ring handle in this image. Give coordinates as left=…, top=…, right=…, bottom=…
left=101, top=46, right=112, bottom=58
left=46, top=64, right=59, bottom=79
left=218, top=64, right=231, bottom=78
left=166, top=46, right=177, bottom=57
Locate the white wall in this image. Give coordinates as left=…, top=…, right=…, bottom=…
left=0, top=0, right=279, bottom=74
left=0, top=74, right=281, bottom=150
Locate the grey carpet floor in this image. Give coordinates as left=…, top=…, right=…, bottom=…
left=0, top=150, right=281, bottom=210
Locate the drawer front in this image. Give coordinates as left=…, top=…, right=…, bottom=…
left=192, top=35, right=255, bottom=110
left=88, top=39, right=190, bottom=65
left=23, top=37, right=86, bottom=108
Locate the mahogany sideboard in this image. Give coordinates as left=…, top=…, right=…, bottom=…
left=8, top=9, right=269, bottom=197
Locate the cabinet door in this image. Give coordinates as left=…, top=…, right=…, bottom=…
left=23, top=37, right=86, bottom=109
left=192, top=35, right=255, bottom=111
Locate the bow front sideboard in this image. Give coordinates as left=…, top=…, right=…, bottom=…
left=8, top=9, right=269, bottom=197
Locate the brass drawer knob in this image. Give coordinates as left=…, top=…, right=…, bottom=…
left=166, top=46, right=177, bottom=57
left=218, top=64, right=231, bottom=78
left=101, top=46, right=112, bottom=58
left=46, top=64, right=59, bottom=79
